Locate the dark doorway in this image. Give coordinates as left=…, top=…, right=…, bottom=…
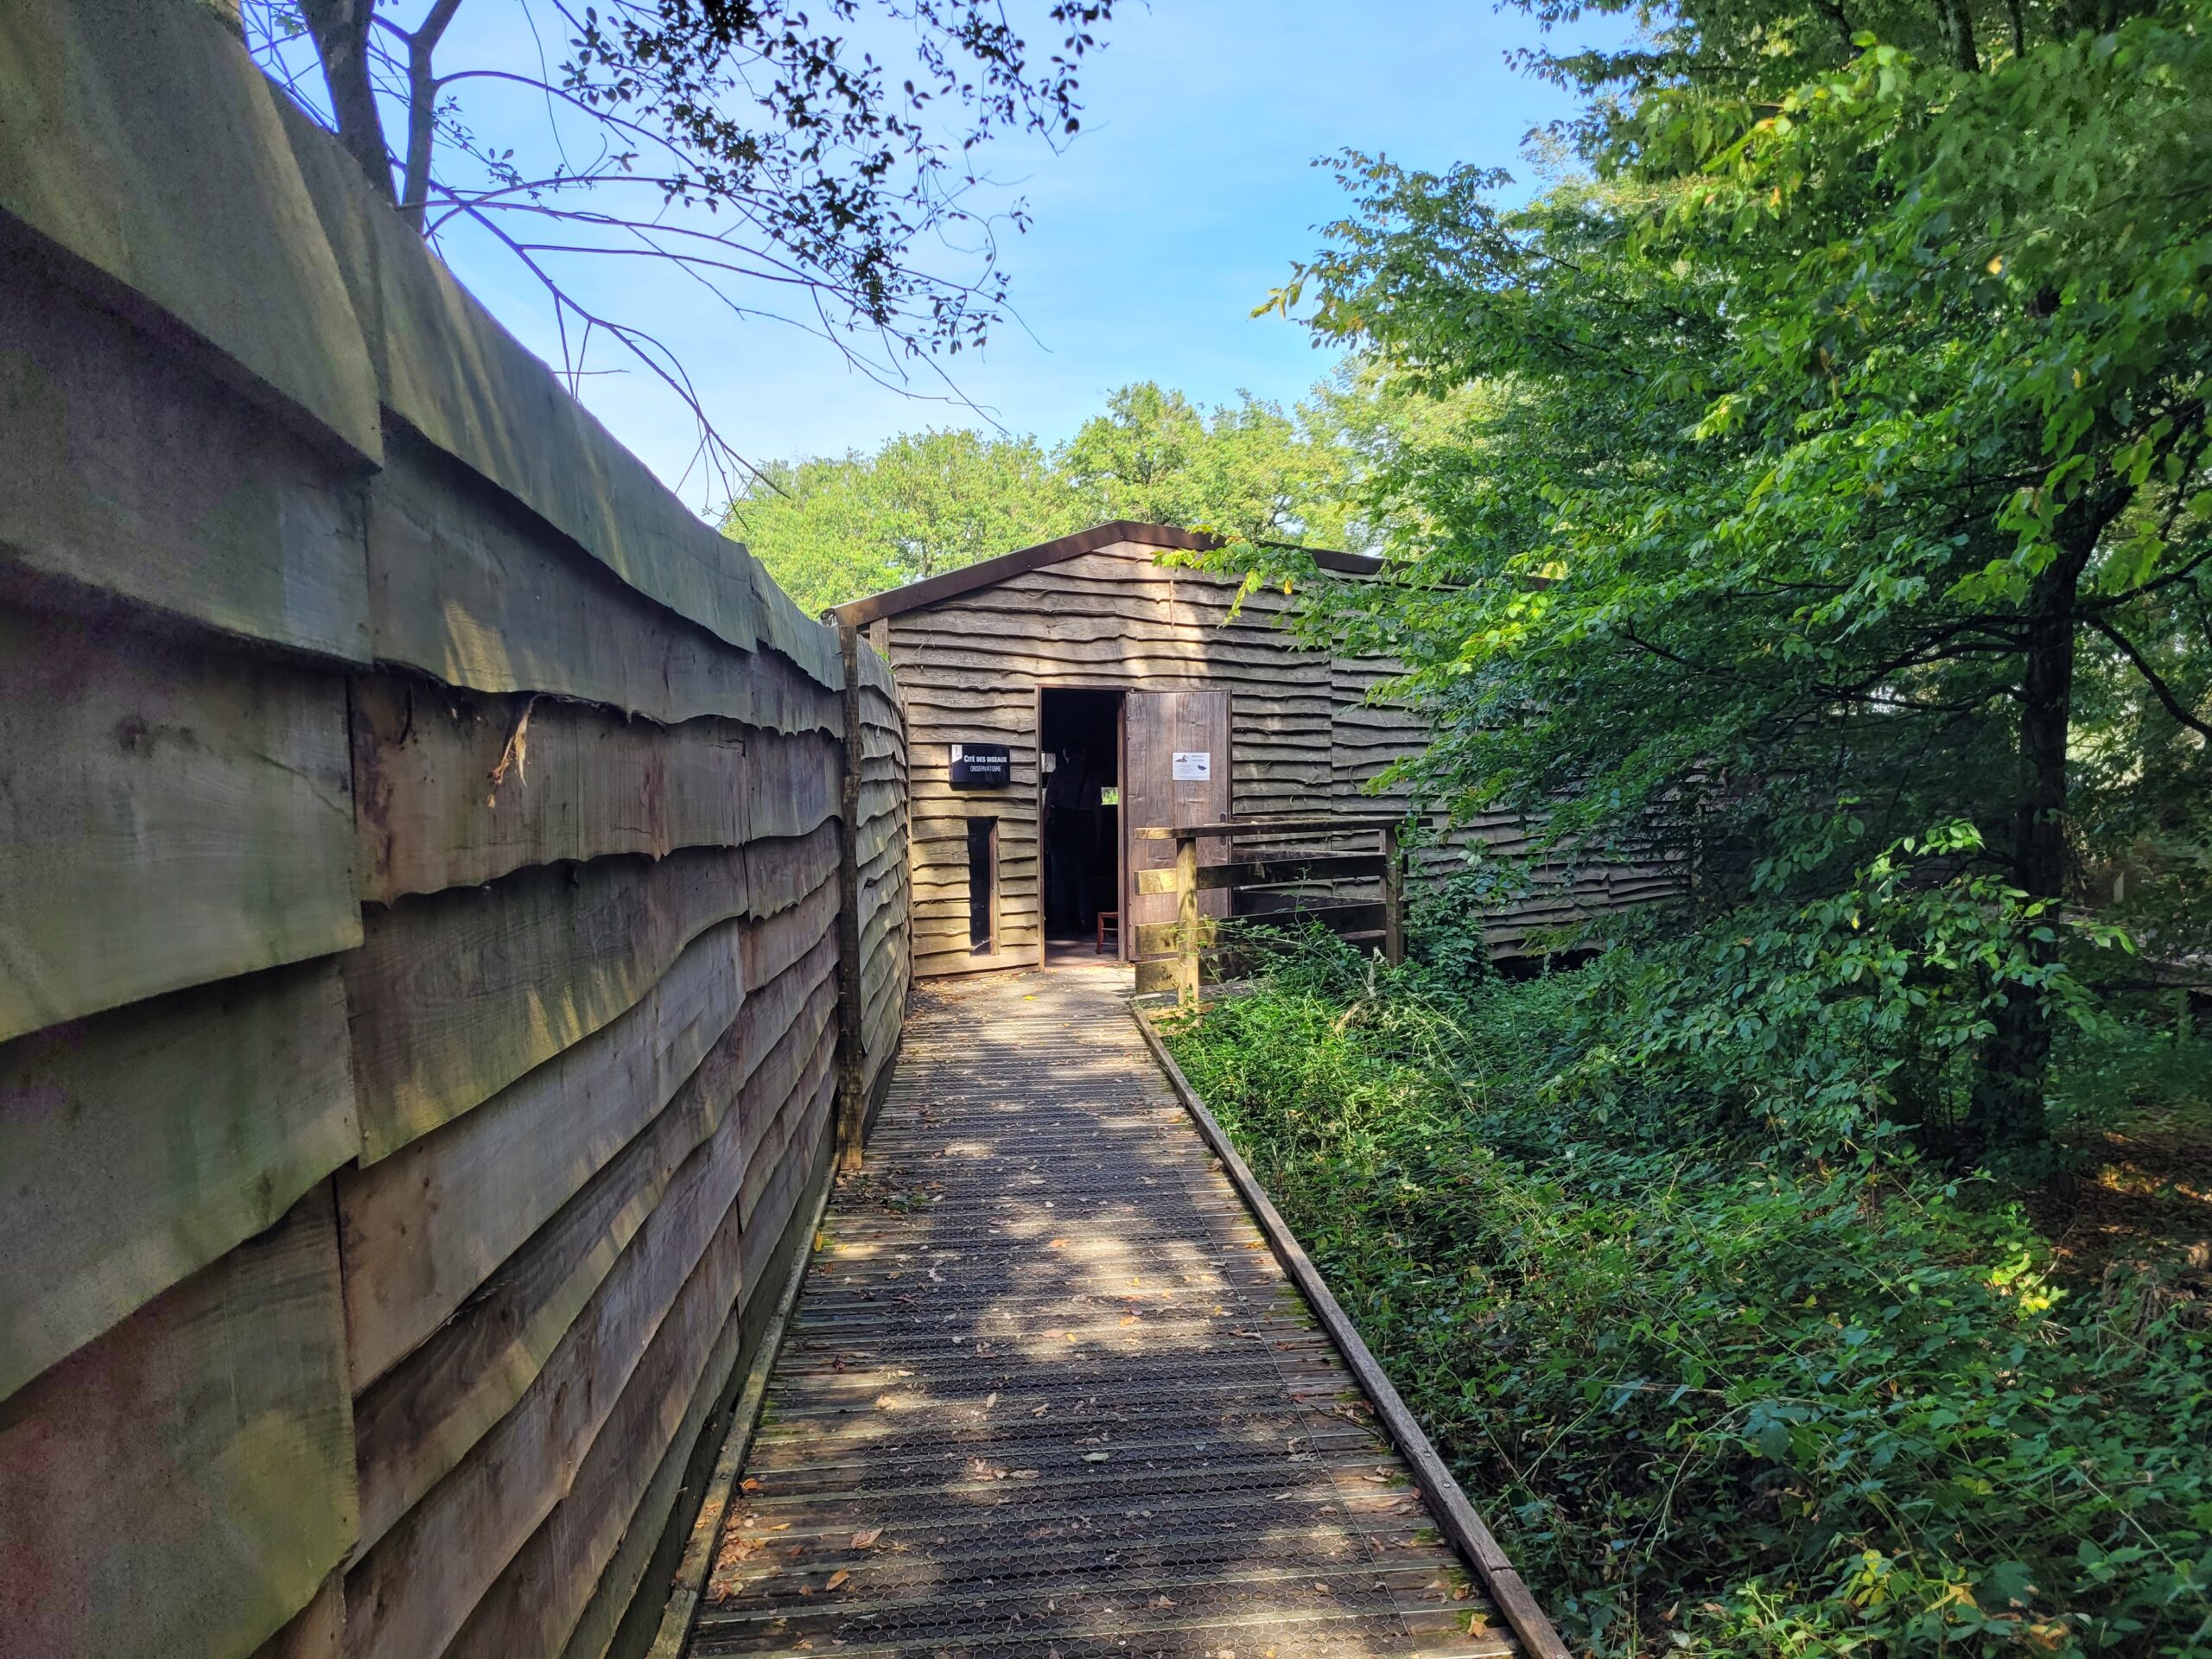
left=1039, top=689, right=1123, bottom=958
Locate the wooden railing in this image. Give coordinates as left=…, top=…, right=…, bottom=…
left=1132, top=815, right=1407, bottom=1007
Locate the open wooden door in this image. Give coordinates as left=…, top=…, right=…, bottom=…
left=1123, top=690, right=1231, bottom=966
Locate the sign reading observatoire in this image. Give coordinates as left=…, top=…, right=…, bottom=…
left=949, top=742, right=1011, bottom=789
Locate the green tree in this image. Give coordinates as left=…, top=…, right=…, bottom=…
left=728, top=429, right=1084, bottom=614
left=729, top=376, right=1385, bottom=612
left=1060, top=380, right=1363, bottom=547
left=1253, top=0, right=2212, bottom=1162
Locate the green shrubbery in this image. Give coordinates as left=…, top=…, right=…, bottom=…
left=1160, top=930, right=2212, bottom=1656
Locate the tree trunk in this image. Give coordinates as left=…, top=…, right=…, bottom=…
left=1966, top=512, right=2106, bottom=1162
left=299, top=0, right=394, bottom=204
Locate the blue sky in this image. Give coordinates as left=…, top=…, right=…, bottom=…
left=417, top=2, right=1604, bottom=507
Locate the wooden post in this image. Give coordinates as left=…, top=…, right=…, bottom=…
left=833, top=624, right=868, bottom=1172
left=1381, top=823, right=1404, bottom=968
left=1174, top=832, right=1199, bottom=1012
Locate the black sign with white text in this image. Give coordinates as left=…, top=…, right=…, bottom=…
left=949, top=741, right=1012, bottom=789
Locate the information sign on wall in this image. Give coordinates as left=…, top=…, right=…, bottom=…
left=1171, top=751, right=1212, bottom=782
left=949, top=742, right=1011, bottom=788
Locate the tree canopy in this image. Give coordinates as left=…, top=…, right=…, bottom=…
left=730, top=376, right=1376, bottom=613
left=1237, top=0, right=2212, bottom=1165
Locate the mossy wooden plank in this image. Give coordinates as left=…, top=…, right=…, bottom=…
left=0, top=0, right=380, bottom=460
left=446, top=1089, right=832, bottom=1659
left=342, top=828, right=830, bottom=1163
left=341, top=996, right=804, bottom=1659
left=0, top=600, right=359, bottom=1043
left=0, top=958, right=356, bottom=1403
left=277, top=105, right=760, bottom=658
left=346, top=934, right=838, bottom=1549
left=0, top=1185, right=356, bottom=1659
left=552, top=1148, right=824, bottom=1659
left=0, top=258, right=370, bottom=662
left=339, top=918, right=747, bottom=1395
left=362, top=435, right=835, bottom=732
left=748, top=555, right=842, bottom=689
left=249, top=1574, right=343, bottom=1659
left=350, top=677, right=839, bottom=903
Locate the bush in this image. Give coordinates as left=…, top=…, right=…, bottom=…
left=1160, top=933, right=2212, bottom=1656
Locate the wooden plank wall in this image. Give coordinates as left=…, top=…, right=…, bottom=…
left=851, top=647, right=912, bottom=1121
left=880, top=540, right=1669, bottom=976
left=1327, top=661, right=1681, bottom=955
left=0, top=10, right=907, bottom=1657
left=880, top=543, right=1332, bottom=976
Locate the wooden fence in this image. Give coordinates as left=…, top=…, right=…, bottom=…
left=0, top=7, right=911, bottom=1657
left=1132, top=817, right=1408, bottom=1002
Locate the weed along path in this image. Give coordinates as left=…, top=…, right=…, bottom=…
left=676, top=961, right=1554, bottom=1659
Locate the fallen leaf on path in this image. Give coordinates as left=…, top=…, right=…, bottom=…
left=851, top=1528, right=882, bottom=1548
left=824, top=1569, right=851, bottom=1592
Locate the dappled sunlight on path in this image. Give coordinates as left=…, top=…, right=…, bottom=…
left=687, top=963, right=1516, bottom=1659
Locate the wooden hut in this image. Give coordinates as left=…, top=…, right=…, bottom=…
left=831, top=522, right=1669, bottom=982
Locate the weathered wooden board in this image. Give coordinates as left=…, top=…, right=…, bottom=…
left=250, top=1574, right=344, bottom=1659
left=350, top=678, right=831, bottom=902
left=744, top=988, right=836, bottom=1170
left=341, top=1006, right=797, bottom=1659
left=0, top=1185, right=356, bottom=1659
left=339, top=917, right=747, bottom=1395
left=0, top=0, right=381, bottom=461
left=362, top=436, right=835, bottom=732
left=740, top=862, right=842, bottom=990
left=341, top=826, right=831, bottom=1163
left=347, top=933, right=838, bottom=1549
left=0, top=600, right=359, bottom=1042
left=278, top=101, right=765, bottom=663
left=443, top=1087, right=832, bottom=1659
left=0, top=958, right=356, bottom=1403
left=0, top=259, right=370, bottom=663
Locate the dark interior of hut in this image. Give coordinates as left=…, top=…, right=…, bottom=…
left=1039, top=689, right=1123, bottom=957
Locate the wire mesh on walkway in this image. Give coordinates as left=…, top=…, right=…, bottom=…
left=687, top=962, right=1520, bottom=1659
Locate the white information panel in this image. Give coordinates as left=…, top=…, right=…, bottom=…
left=1171, top=751, right=1211, bottom=782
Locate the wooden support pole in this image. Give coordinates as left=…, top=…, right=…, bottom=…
left=1381, top=823, right=1404, bottom=968
left=832, top=624, right=867, bottom=1172
left=1174, top=832, right=1199, bottom=1013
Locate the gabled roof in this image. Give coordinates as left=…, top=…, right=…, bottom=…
left=825, top=520, right=1382, bottom=627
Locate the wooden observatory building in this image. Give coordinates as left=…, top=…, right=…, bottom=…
left=830, top=522, right=1663, bottom=982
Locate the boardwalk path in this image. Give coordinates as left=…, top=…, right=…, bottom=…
left=686, top=962, right=1522, bottom=1659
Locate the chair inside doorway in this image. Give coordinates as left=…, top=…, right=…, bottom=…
left=1039, top=688, right=1123, bottom=963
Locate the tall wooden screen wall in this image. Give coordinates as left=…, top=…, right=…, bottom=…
left=0, top=7, right=910, bottom=1658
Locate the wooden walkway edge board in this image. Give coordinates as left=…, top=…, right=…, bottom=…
left=1133, top=1009, right=1573, bottom=1659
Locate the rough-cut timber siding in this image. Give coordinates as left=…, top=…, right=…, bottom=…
left=0, top=12, right=907, bottom=1658
left=879, top=541, right=1667, bottom=975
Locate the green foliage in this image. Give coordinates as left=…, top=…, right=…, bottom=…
left=727, top=429, right=1085, bottom=615
left=1236, top=0, right=2212, bottom=1158
left=1060, top=380, right=1361, bottom=546
left=1567, top=823, right=2133, bottom=1172
left=728, top=374, right=1393, bottom=613
left=1161, top=937, right=2212, bottom=1656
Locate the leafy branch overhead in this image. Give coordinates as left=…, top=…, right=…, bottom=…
left=1239, top=0, right=2212, bottom=1165
left=247, top=0, right=1115, bottom=493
